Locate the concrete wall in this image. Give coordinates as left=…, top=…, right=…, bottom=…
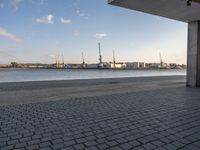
left=187, top=21, right=200, bottom=87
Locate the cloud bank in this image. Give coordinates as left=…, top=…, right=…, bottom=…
left=61, top=18, right=72, bottom=24
left=0, top=26, right=22, bottom=42
left=95, top=33, right=108, bottom=39
left=36, top=14, right=54, bottom=24
left=11, top=0, right=23, bottom=11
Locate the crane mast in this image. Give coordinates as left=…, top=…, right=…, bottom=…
left=62, top=53, right=64, bottom=65
left=98, top=43, right=102, bottom=64
left=113, top=50, right=116, bottom=68
left=82, top=52, right=85, bottom=65
left=159, top=52, right=163, bottom=68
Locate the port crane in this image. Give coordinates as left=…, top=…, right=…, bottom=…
left=54, top=54, right=65, bottom=69
left=82, top=52, right=85, bottom=65
left=82, top=52, right=86, bottom=68
left=159, top=52, right=164, bottom=68
left=98, top=43, right=103, bottom=68
left=113, top=50, right=116, bottom=68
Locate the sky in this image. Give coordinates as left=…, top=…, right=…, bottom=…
left=0, top=0, right=188, bottom=64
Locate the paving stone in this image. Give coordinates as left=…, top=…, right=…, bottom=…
left=41, top=137, right=51, bottom=142
left=39, top=147, right=51, bottom=150
left=109, top=146, right=124, bottom=150
left=85, top=140, right=97, bottom=147
left=64, top=140, right=76, bottom=146
left=15, top=142, right=27, bottom=149
left=15, top=148, right=25, bottom=150
left=51, top=143, right=65, bottom=149
left=85, top=146, right=99, bottom=150
left=132, top=146, right=146, bottom=150
left=116, top=138, right=128, bottom=144
left=154, top=147, right=166, bottom=150
left=26, top=144, right=39, bottom=150
left=1, top=85, right=200, bottom=150
left=96, top=138, right=107, bottom=144
left=142, top=143, right=156, bottom=150
left=163, top=144, right=178, bottom=150
left=120, top=143, right=133, bottom=150
left=86, top=136, right=96, bottom=141
left=76, top=138, right=87, bottom=143
left=28, top=139, right=40, bottom=145
left=20, top=137, right=31, bottom=142
left=73, top=143, right=85, bottom=150
left=193, top=141, right=200, bottom=147
left=152, top=140, right=165, bottom=147
left=171, top=141, right=185, bottom=148
left=129, top=140, right=141, bottom=147
left=97, top=143, right=109, bottom=149
left=0, top=142, right=7, bottom=147
left=11, top=135, right=22, bottom=140
left=137, top=138, right=149, bottom=144
left=7, top=139, right=19, bottom=145
left=1, top=145, right=14, bottom=150
left=0, top=137, right=10, bottom=142
left=107, top=140, right=118, bottom=147
left=184, top=144, right=200, bottom=150
left=61, top=146, right=75, bottom=150
left=32, top=134, right=42, bottom=140
left=51, top=138, right=63, bottom=144
left=39, top=142, right=51, bottom=148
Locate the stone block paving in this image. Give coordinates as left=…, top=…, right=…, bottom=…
left=1, top=87, right=200, bottom=150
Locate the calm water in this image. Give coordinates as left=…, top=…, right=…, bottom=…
left=0, top=69, right=186, bottom=83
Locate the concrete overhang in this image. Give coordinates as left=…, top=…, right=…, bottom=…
left=108, top=0, right=200, bottom=22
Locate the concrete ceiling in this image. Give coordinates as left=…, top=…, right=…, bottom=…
left=108, top=0, right=200, bottom=22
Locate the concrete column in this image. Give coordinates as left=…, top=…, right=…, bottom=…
left=187, top=21, right=200, bottom=87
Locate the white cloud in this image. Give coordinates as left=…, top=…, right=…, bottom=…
left=73, top=30, right=80, bottom=37
left=0, top=3, right=4, bottom=9
left=11, top=0, right=23, bottom=11
left=0, top=26, right=22, bottom=42
left=95, top=33, right=108, bottom=39
left=49, top=54, right=56, bottom=59
left=73, top=0, right=89, bottom=19
left=36, top=0, right=46, bottom=5
left=36, top=14, right=54, bottom=24
left=76, top=10, right=85, bottom=17
left=28, top=0, right=46, bottom=5
left=61, top=18, right=72, bottom=24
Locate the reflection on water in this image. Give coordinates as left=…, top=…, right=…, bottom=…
left=0, top=69, right=186, bottom=83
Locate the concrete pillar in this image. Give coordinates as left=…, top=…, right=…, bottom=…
left=187, top=21, right=200, bottom=87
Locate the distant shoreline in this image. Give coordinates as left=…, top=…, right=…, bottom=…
left=0, top=68, right=186, bottom=71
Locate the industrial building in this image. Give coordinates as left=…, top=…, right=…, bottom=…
left=126, top=62, right=145, bottom=68
left=110, top=63, right=126, bottom=69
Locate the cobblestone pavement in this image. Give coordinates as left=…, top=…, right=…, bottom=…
left=1, top=85, right=200, bottom=149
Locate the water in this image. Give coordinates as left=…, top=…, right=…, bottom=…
left=0, top=69, right=186, bottom=83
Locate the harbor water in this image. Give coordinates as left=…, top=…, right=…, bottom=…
left=0, top=69, right=186, bottom=83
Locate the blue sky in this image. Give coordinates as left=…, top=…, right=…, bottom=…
left=0, top=0, right=187, bottom=64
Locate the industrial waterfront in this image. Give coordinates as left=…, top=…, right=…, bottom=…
left=0, top=43, right=186, bottom=70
